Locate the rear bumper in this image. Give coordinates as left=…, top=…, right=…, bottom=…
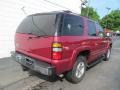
left=11, top=51, right=54, bottom=76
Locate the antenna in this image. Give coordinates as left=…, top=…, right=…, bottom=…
left=21, top=6, right=27, bottom=16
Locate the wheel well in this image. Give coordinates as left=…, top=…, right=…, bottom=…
left=110, top=43, right=112, bottom=48
left=78, top=50, right=90, bottom=59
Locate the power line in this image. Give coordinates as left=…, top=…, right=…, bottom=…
left=20, top=0, right=79, bottom=14
left=44, top=0, right=69, bottom=10
left=43, top=0, right=77, bottom=13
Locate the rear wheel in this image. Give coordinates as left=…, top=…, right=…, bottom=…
left=65, top=56, right=86, bottom=84
left=104, top=48, right=111, bottom=61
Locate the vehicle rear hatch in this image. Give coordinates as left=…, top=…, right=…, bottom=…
left=15, top=13, right=59, bottom=63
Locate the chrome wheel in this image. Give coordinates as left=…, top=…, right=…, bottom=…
left=107, top=49, right=110, bottom=59
left=104, top=48, right=111, bottom=61
left=65, top=56, right=86, bottom=83
left=75, top=62, right=85, bottom=78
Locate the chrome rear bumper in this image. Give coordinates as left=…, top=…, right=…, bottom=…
left=11, top=51, right=54, bottom=76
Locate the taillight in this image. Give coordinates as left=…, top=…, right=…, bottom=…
left=52, top=42, right=62, bottom=60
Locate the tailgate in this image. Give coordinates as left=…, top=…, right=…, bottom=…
left=15, top=33, right=53, bottom=63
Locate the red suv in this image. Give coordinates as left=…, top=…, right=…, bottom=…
left=11, top=11, right=112, bottom=83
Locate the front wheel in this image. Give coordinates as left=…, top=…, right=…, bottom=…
left=104, top=48, right=111, bottom=61
left=65, top=56, right=86, bottom=84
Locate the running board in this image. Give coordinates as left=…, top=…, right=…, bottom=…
left=87, top=56, right=105, bottom=68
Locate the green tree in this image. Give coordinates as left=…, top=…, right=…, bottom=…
left=81, top=7, right=100, bottom=21
left=100, top=9, right=120, bottom=31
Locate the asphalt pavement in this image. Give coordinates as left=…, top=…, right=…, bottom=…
left=0, top=37, right=120, bottom=90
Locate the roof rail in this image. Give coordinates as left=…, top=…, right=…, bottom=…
left=63, top=10, right=73, bottom=13
left=62, top=10, right=80, bottom=16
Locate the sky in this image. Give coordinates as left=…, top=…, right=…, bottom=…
left=89, top=0, right=120, bottom=18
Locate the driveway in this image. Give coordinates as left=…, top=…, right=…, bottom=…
left=0, top=37, right=120, bottom=90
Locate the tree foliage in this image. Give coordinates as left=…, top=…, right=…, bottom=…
left=100, top=9, right=120, bottom=31
left=81, top=7, right=100, bottom=21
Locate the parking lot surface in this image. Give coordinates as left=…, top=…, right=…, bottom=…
left=0, top=37, right=120, bottom=90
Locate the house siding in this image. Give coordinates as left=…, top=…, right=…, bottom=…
left=0, top=0, right=83, bottom=58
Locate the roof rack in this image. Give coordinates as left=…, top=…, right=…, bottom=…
left=51, top=10, right=73, bottom=13
left=29, top=10, right=80, bottom=17
left=62, top=10, right=80, bottom=16
left=62, top=10, right=72, bottom=13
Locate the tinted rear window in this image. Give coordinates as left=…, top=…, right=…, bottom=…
left=16, top=14, right=57, bottom=36
left=61, top=14, right=84, bottom=36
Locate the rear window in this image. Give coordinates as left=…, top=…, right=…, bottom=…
left=61, top=14, right=84, bottom=36
left=16, top=14, right=57, bottom=36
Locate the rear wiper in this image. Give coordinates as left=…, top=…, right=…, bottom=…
left=28, top=35, right=49, bottom=39
left=31, top=16, right=48, bottom=36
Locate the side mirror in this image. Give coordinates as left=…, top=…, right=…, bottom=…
left=98, top=31, right=104, bottom=37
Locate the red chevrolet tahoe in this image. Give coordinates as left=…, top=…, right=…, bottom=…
left=11, top=11, right=112, bottom=83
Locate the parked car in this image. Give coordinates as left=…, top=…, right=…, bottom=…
left=11, top=11, right=112, bottom=83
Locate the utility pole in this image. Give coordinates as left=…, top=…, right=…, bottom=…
left=87, top=0, right=90, bottom=17
left=80, top=0, right=87, bottom=14
left=106, top=7, right=111, bottom=28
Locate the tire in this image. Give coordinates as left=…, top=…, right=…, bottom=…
left=48, top=75, right=58, bottom=82
left=65, top=56, right=86, bottom=84
left=104, top=48, right=111, bottom=61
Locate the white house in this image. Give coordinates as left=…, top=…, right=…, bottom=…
left=0, top=0, right=84, bottom=58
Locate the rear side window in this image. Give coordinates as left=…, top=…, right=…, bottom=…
left=96, top=23, right=103, bottom=32
left=16, top=14, right=57, bottom=36
left=61, top=14, right=84, bottom=36
left=96, top=23, right=104, bottom=37
left=87, top=20, right=96, bottom=36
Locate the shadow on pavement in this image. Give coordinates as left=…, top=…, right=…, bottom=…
left=27, top=69, right=64, bottom=82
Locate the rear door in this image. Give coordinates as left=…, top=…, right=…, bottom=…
left=86, top=20, right=101, bottom=62
left=96, top=23, right=107, bottom=54
left=60, top=14, right=84, bottom=61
